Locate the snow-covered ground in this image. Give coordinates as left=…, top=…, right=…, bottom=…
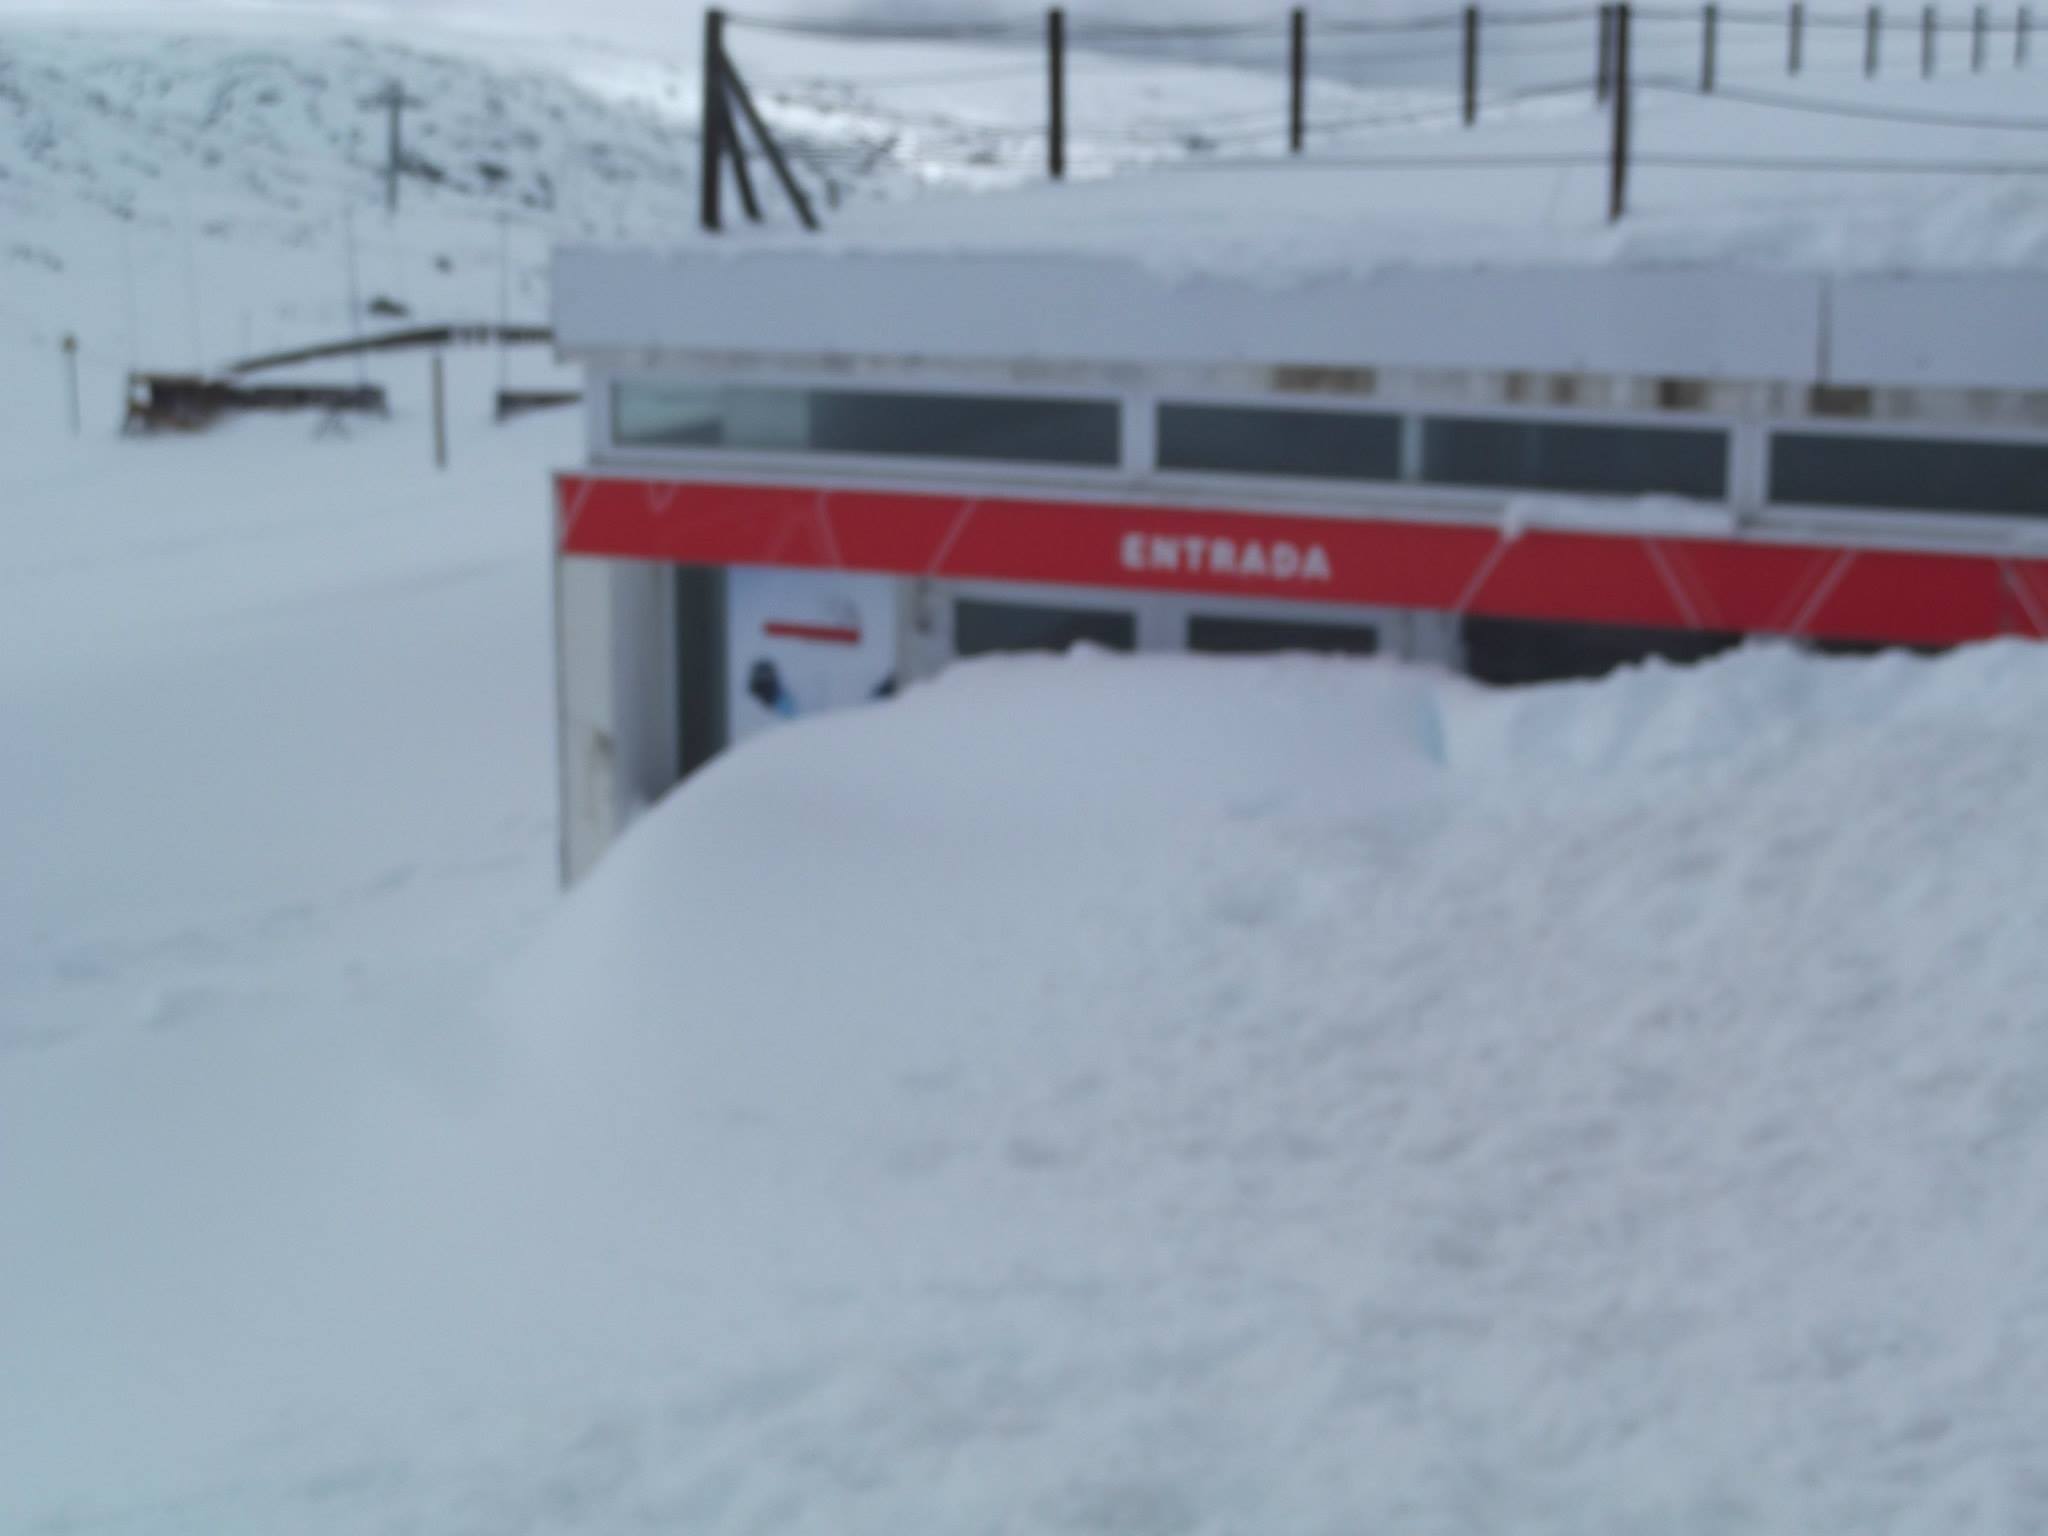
left=13, top=627, right=2048, bottom=1533
left=7, top=4, right=2048, bottom=1533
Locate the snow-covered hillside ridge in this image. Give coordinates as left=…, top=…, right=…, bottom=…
left=0, top=9, right=1408, bottom=376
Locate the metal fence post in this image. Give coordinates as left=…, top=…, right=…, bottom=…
left=1290, top=7, right=1307, bottom=153
left=1789, top=1, right=1804, bottom=70
left=1972, top=3, right=1987, bottom=64
left=1923, top=3, right=1937, bottom=72
left=1610, top=2, right=1631, bottom=220
left=1463, top=5, right=1480, bottom=124
left=723, top=53, right=821, bottom=231
left=2020, top=4, right=2031, bottom=62
left=1598, top=3, right=1615, bottom=101
left=1866, top=4, right=1882, bottom=72
left=1048, top=7, right=1066, bottom=180
left=699, top=7, right=725, bottom=232
left=1702, top=1, right=1719, bottom=89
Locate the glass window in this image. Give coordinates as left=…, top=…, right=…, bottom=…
left=612, top=382, right=1119, bottom=467
left=1157, top=403, right=1401, bottom=481
left=1188, top=615, right=1380, bottom=656
left=1421, top=416, right=1728, bottom=499
left=954, top=600, right=1135, bottom=658
left=1769, top=432, right=2048, bottom=518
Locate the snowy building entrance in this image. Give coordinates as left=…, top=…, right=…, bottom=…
left=550, top=246, right=2048, bottom=880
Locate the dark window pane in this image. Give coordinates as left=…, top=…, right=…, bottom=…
left=1463, top=616, right=1740, bottom=685
left=954, top=600, right=1135, bottom=658
left=809, top=391, right=1118, bottom=465
left=1421, top=416, right=1728, bottom=499
left=1770, top=432, right=2048, bottom=517
left=1158, top=403, right=1401, bottom=481
left=1188, top=614, right=1380, bottom=656
left=612, top=382, right=1118, bottom=467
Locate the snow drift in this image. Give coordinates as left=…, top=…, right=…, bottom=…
left=12, top=642, right=2048, bottom=1534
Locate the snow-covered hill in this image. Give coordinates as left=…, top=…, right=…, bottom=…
left=0, top=9, right=1440, bottom=390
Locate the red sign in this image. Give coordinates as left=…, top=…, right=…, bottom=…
left=556, top=472, right=2048, bottom=647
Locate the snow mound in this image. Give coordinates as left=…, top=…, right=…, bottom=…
left=498, top=644, right=2048, bottom=1532
left=15, top=643, right=2048, bottom=1534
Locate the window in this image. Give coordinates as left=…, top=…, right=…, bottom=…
left=1157, top=403, right=1402, bottom=482
left=1188, top=615, right=1380, bottom=656
left=954, top=600, right=1135, bottom=658
left=1420, top=416, right=1729, bottom=500
left=1462, top=616, right=1740, bottom=686
left=612, top=382, right=1119, bottom=467
left=1769, top=432, right=2048, bottom=518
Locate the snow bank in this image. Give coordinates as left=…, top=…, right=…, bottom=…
left=15, top=641, right=2048, bottom=1534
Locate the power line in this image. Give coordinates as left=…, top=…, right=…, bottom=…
left=1157, top=149, right=1608, bottom=169
left=726, top=12, right=1039, bottom=40
left=1638, top=149, right=2048, bottom=167
left=1638, top=77, right=2048, bottom=126
left=756, top=61, right=1044, bottom=90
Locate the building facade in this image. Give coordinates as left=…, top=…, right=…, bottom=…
left=552, top=248, right=2048, bottom=880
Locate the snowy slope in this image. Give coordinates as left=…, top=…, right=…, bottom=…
left=10, top=642, right=2048, bottom=1533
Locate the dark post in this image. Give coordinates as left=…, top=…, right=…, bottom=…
left=1923, top=3, right=1937, bottom=72
left=1866, top=5, right=1882, bottom=72
left=431, top=351, right=447, bottom=470
left=62, top=333, right=79, bottom=437
left=722, top=57, right=820, bottom=231
left=1789, top=1, right=1804, bottom=70
left=1597, top=3, right=1615, bottom=101
left=1048, top=7, right=1066, bottom=180
left=1610, top=2, right=1631, bottom=221
left=1290, top=7, right=1307, bottom=153
left=1702, top=2, right=1719, bottom=89
left=1972, top=3, right=1986, bottom=64
left=385, top=89, right=401, bottom=214
left=714, top=85, right=762, bottom=222
left=2020, top=5, right=2031, bottom=62
left=700, top=7, right=726, bottom=232
left=1463, top=6, right=1480, bottom=124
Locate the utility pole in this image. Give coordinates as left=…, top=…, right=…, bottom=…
left=431, top=352, right=447, bottom=470
left=61, top=333, right=79, bottom=437
left=362, top=80, right=424, bottom=215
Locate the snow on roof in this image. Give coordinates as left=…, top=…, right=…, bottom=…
left=557, top=241, right=2048, bottom=386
